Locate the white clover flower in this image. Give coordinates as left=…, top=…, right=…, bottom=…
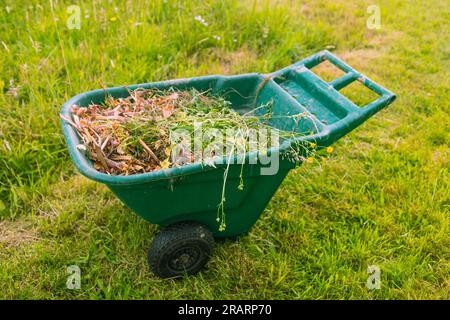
left=213, top=35, right=221, bottom=41
left=194, top=15, right=208, bottom=27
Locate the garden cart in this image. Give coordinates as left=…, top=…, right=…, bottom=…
left=61, top=50, right=396, bottom=278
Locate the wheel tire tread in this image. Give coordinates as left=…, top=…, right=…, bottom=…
left=148, top=222, right=214, bottom=278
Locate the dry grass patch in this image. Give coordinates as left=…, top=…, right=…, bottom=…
left=0, top=220, right=39, bottom=248
left=210, top=47, right=258, bottom=74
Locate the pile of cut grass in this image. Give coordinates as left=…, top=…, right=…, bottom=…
left=61, top=88, right=312, bottom=176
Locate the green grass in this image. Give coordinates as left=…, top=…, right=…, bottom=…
left=0, top=0, right=448, bottom=299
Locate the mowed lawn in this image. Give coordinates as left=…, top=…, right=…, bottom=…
left=0, top=0, right=448, bottom=299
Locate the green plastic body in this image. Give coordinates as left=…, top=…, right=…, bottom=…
left=61, top=50, right=396, bottom=238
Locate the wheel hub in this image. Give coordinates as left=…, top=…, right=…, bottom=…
left=169, top=247, right=200, bottom=271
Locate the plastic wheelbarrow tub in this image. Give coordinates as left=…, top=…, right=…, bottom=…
left=61, top=50, right=396, bottom=278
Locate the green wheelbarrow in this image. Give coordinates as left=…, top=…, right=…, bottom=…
left=61, top=50, right=396, bottom=278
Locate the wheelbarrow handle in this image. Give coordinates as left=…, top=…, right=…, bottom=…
left=291, top=50, right=396, bottom=115
left=272, top=50, right=396, bottom=146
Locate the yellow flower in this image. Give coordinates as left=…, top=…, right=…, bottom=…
left=306, top=156, right=314, bottom=163
left=110, top=16, right=118, bottom=22
left=310, top=142, right=316, bottom=148
left=326, top=146, right=334, bottom=154
left=160, top=158, right=171, bottom=169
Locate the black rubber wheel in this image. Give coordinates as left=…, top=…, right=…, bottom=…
left=148, top=222, right=215, bottom=278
